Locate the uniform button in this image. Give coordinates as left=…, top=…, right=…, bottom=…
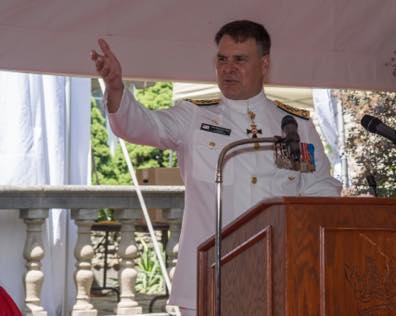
left=288, top=176, right=295, bottom=181
left=251, top=176, right=257, bottom=184
left=208, top=141, right=216, bottom=149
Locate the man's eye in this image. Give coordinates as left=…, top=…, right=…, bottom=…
left=217, top=56, right=227, bottom=63
left=236, top=56, right=247, bottom=63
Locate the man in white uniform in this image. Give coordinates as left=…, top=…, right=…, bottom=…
left=91, top=20, right=341, bottom=316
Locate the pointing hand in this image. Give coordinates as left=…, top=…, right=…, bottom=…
left=91, top=39, right=124, bottom=112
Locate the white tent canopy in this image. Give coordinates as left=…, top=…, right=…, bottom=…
left=0, top=0, right=395, bottom=91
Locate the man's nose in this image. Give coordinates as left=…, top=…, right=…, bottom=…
left=222, top=61, right=236, bottom=74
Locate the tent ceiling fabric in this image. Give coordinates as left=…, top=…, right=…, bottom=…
left=0, top=0, right=395, bottom=91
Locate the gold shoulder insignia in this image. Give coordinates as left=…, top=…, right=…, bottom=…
left=274, top=100, right=310, bottom=120
left=184, top=98, right=220, bottom=106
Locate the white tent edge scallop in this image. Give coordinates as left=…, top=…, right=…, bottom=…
left=0, top=0, right=395, bottom=91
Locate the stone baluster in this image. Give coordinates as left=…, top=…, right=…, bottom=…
left=20, top=208, right=49, bottom=316
left=71, top=209, right=98, bottom=316
left=113, top=208, right=142, bottom=315
left=164, top=208, right=182, bottom=315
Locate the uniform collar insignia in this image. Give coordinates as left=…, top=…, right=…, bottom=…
left=274, top=100, right=310, bottom=120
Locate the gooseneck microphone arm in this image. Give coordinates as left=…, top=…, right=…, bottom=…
left=214, top=135, right=283, bottom=316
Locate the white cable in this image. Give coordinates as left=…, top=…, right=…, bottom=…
left=119, top=139, right=172, bottom=291
left=98, top=78, right=105, bottom=94
left=120, top=140, right=181, bottom=316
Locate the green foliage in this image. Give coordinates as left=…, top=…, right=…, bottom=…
left=91, top=98, right=120, bottom=185
left=135, top=82, right=173, bottom=110
left=135, top=239, right=165, bottom=294
left=337, top=90, right=396, bottom=196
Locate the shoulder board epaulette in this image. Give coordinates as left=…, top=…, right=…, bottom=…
left=274, top=100, right=310, bottom=120
left=184, top=98, right=220, bottom=106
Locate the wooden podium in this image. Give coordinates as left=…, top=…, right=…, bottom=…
left=197, top=197, right=396, bottom=316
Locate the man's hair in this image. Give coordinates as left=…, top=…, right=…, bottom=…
left=215, top=20, right=271, bottom=56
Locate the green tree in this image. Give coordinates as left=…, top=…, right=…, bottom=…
left=91, top=98, right=120, bottom=185
left=135, top=82, right=173, bottom=110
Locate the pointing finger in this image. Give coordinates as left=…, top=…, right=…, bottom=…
left=98, top=38, right=114, bottom=58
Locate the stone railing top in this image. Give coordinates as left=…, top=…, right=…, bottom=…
left=0, top=185, right=185, bottom=210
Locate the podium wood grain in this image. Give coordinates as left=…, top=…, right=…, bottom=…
left=197, top=197, right=396, bottom=316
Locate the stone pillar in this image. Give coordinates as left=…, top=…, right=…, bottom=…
left=113, top=208, right=142, bottom=315
left=71, top=209, right=98, bottom=316
left=164, top=208, right=183, bottom=315
left=20, top=208, right=49, bottom=316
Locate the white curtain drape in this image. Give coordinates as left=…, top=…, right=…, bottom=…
left=0, top=71, right=91, bottom=315
left=312, top=88, right=343, bottom=181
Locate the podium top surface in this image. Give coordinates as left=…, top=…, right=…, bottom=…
left=258, top=196, right=396, bottom=206
left=198, top=196, right=396, bottom=251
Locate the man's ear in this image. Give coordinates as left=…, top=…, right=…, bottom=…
left=261, top=54, right=270, bottom=76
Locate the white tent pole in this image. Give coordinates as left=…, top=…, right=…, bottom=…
left=64, top=76, right=72, bottom=316
left=336, top=94, right=349, bottom=187
left=119, top=139, right=173, bottom=291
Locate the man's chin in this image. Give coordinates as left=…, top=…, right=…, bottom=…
left=220, top=88, right=242, bottom=100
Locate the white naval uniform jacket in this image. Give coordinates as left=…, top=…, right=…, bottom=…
left=108, top=88, right=342, bottom=309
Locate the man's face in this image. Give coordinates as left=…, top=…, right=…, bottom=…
left=216, top=35, right=269, bottom=100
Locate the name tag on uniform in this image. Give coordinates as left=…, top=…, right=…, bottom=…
left=200, top=123, right=231, bottom=136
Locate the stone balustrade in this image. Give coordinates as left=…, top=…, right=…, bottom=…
left=0, top=185, right=184, bottom=316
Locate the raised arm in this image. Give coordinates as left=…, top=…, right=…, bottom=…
left=91, top=39, right=124, bottom=113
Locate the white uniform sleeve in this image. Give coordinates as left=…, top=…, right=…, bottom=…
left=107, top=87, right=194, bottom=151
left=299, top=119, right=342, bottom=196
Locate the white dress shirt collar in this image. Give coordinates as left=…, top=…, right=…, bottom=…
left=221, top=90, right=268, bottom=114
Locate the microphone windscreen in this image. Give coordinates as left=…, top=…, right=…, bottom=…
left=361, top=115, right=382, bottom=133
left=281, top=115, right=297, bottom=131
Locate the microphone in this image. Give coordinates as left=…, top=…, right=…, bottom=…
left=361, top=115, right=396, bottom=145
left=281, top=115, right=301, bottom=162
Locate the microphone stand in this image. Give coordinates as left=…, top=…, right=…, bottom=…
left=214, top=136, right=283, bottom=316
